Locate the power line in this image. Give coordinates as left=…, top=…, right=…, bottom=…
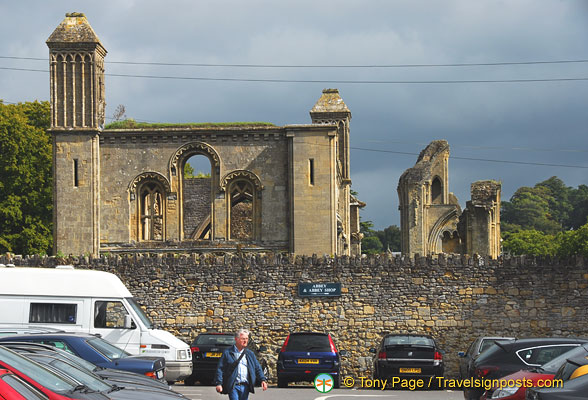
left=2, top=55, right=588, bottom=68
left=351, top=147, right=588, bottom=169
left=2, top=67, right=588, bottom=85
left=361, top=139, right=588, bottom=154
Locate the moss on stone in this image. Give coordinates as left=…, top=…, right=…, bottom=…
left=104, top=119, right=275, bottom=130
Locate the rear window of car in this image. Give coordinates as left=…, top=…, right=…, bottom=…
left=383, top=336, right=434, bottom=346
left=285, top=334, right=331, bottom=352
left=194, top=335, right=235, bottom=346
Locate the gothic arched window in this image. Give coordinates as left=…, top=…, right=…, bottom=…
left=431, top=177, right=443, bottom=204
left=139, top=182, right=165, bottom=241
left=229, top=180, right=255, bottom=240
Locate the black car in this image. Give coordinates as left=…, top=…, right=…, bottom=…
left=276, top=332, right=346, bottom=388
left=465, top=338, right=588, bottom=400
left=370, top=334, right=444, bottom=387
left=526, top=374, right=588, bottom=400
left=185, top=332, right=268, bottom=386
left=458, top=336, right=515, bottom=380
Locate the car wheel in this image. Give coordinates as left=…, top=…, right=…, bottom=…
left=184, top=377, right=196, bottom=386
left=277, top=376, right=288, bottom=388
left=334, top=375, right=340, bottom=389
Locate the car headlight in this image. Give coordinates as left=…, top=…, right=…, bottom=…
left=177, top=349, right=188, bottom=360
left=491, top=386, right=519, bottom=399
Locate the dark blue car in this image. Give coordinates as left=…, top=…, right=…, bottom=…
left=276, top=332, right=346, bottom=388
left=0, top=333, right=166, bottom=382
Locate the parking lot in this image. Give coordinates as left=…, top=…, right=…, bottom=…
left=172, top=384, right=464, bottom=400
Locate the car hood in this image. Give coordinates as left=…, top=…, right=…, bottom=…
left=108, top=386, right=186, bottom=399
left=149, top=330, right=190, bottom=350
left=98, top=368, right=170, bottom=390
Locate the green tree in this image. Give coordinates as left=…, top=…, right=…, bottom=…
left=567, top=184, right=588, bottom=230
left=535, top=176, right=573, bottom=229
left=502, top=230, right=557, bottom=256
left=376, top=225, right=401, bottom=252
left=556, top=223, right=588, bottom=257
left=360, top=220, right=383, bottom=254
left=501, top=186, right=561, bottom=235
left=0, top=101, right=52, bottom=255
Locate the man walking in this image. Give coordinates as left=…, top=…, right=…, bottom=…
left=215, top=329, right=268, bottom=400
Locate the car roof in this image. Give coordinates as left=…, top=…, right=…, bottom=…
left=383, top=333, right=434, bottom=338
left=0, top=333, right=100, bottom=341
left=486, top=338, right=588, bottom=352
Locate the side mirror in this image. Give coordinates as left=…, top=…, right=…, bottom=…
left=369, top=348, right=376, bottom=354
left=339, top=350, right=348, bottom=357
left=124, top=315, right=134, bottom=329
left=457, top=351, right=465, bottom=357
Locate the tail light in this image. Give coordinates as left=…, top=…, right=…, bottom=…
left=144, top=371, right=157, bottom=380
left=280, top=335, right=290, bottom=352
left=328, top=335, right=338, bottom=353
left=434, top=351, right=442, bottom=360
left=378, top=351, right=386, bottom=359
left=475, top=366, right=498, bottom=378
left=190, top=346, right=200, bottom=353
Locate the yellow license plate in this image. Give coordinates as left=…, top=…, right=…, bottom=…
left=399, top=368, right=421, bottom=373
left=206, top=352, right=222, bottom=358
left=298, top=358, right=319, bottom=364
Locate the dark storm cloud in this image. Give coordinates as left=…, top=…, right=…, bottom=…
left=1, top=0, right=587, bottom=228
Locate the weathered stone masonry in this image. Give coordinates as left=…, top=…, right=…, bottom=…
left=6, top=254, right=588, bottom=380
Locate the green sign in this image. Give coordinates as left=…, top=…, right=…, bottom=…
left=298, top=283, right=342, bottom=297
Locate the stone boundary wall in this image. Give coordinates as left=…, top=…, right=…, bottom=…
left=3, top=253, right=588, bottom=381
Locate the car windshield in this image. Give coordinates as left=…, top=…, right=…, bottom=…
left=126, top=298, right=153, bottom=329
left=541, top=346, right=587, bottom=374
left=45, top=358, right=112, bottom=392
left=86, top=337, right=130, bottom=360
left=194, top=335, right=235, bottom=346
left=384, top=336, right=434, bottom=346
left=0, top=346, right=76, bottom=393
left=285, top=334, right=331, bottom=352
left=554, top=359, right=583, bottom=381
left=480, top=340, right=499, bottom=354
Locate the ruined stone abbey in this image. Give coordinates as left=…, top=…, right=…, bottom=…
left=398, top=140, right=501, bottom=259
left=47, top=13, right=499, bottom=259
left=47, top=14, right=362, bottom=257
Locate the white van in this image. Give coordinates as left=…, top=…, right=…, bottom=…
left=0, top=266, right=192, bottom=382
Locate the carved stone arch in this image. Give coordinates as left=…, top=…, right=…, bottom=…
left=427, top=207, right=459, bottom=254
left=128, top=171, right=171, bottom=197
left=169, top=142, right=221, bottom=179
left=220, top=170, right=263, bottom=193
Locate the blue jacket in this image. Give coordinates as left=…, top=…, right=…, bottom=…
left=215, top=346, right=266, bottom=394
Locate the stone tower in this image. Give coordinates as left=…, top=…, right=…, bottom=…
left=47, top=13, right=106, bottom=255
left=458, top=181, right=502, bottom=258
left=309, top=89, right=353, bottom=254
left=397, top=140, right=461, bottom=256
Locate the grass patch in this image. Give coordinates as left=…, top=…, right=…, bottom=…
left=105, top=119, right=275, bottom=130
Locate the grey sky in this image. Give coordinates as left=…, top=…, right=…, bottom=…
left=2, top=0, right=587, bottom=229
